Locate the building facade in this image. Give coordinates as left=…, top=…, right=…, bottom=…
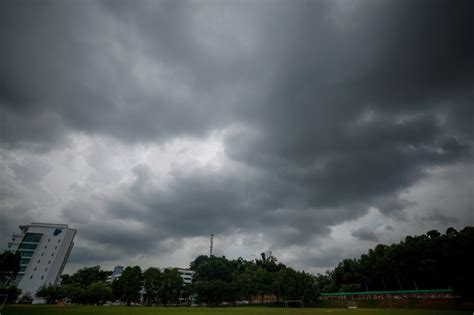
left=177, top=268, right=195, bottom=285
left=107, top=265, right=124, bottom=283
left=6, top=223, right=76, bottom=297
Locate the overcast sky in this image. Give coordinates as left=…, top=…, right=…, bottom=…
left=1, top=0, right=473, bottom=274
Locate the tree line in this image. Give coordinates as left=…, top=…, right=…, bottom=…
left=314, top=227, right=474, bottom=300
left=190, top=253, right=318, bottom=305
left=35, top=254, right=319, bottom=306
left=36, top=265, right=185, bottom=306
left=1, top=226, right=473, bottom=305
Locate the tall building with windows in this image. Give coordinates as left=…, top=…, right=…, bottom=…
left=6, top=223, right=76, bottom=297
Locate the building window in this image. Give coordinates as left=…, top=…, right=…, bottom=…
left=58, top=239, right=61, bottom=243
left=30, top=275, right=33, bottom=279
left=55, top=246, right=57, bottom=249
left=23, top=233, right=43, bottom=243
left=44, top=245, right=47, bottom=249
left=20, top=266, right=27, bottom=272
left=20, top=258, right=30, bottom=265
left=19, top=243, right=37, bottom=250
left=41, top=252, right=44, bottom=256
left=51, top=253, right=54, bottom=257
left=48, top=260, right=51, bottom=264
left=20, top=251, right=33, bottom=257
left=41, top=275, right=44, bottom=280
left=34, top=267, right=37, bottom=271
left=37, top=260, right=41, bottom=264
left=45, top=268, right=48, bottom=272
left=48, top=238, right=51, bottom=242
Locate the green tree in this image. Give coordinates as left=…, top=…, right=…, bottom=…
left=314, top=226, right=474, bottom=300
left=235, top=270, right=259, bottom=302
left=191, top=255, right=234, bottom=282
left=191, top=255, right=236, bottom=305
left=36, top=284, right=64, bottom=304
left=339, top=283, right=361, bottom=292
left=189, top=254, right=321, bottom=306
left=112, top=266, right=142, bottom=306
left=252, top=268, right=274, bottom=303
left=0, top=251, right=21, bottom=284
left=158, top=268, right=183, bottom=306
left=143, top=267, right=161, bottom=305
left=64, top=266, right=111, bottom=287
left=62, top=284, right=84, bottom=304
left=85, top=281, right=112, bottom=304
left=0, top=285, right=22, bottom=303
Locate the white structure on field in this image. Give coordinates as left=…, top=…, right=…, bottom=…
left=6, top=223, right=76, bottom=298
left=177, top=268, right=195, bottom=285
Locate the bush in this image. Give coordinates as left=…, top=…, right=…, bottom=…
left=18, top=292, right=33, bottom=304
left=36, top=284, right=64, bottom=304
left=0, top=285, right=21, bottom=303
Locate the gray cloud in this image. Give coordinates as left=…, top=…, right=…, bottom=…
left=423, top=210, right=459, bottom=225
left=69, top=246, right=121, bottom=265
left=351, top=227, right=379, bottom=242
left=1, top=0, right=473, bottom=272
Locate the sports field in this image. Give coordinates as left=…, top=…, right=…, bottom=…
left=1, top=306, right=472, bottom=315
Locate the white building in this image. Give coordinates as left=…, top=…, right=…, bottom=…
left=6, top=223, right=76, bottom=298
left=177, top=268, right=195, bottom=285
left=106, top=265, right=123, bottom=283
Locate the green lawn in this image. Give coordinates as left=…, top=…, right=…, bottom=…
left=2, top=306, right=472, bottom=315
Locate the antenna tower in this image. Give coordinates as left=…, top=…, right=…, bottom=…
left=210, top=234, right=214, bottom=256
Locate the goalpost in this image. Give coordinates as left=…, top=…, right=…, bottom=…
left=347, top=301, right=357, bottom=309
left=284, top=300, right=304, bottom=308
left=0, top=294, right=8, bottom=315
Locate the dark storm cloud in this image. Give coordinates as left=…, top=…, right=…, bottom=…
left=351, top=227, right=379, bottom=242
left=0, top=0, right=259, bottom=148
left=1, top=0, right=473, bottom=269
left=93, top=162, right=371, bottom=248
left=423, top=210, right=459, bottom=225
left=224, top=0, right=473, bottom=218
left=69, top=246, right=120, bottom=264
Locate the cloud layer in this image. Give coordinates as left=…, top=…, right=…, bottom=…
left=1, top=0, right=473, bottom=273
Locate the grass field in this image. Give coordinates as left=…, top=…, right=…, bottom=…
left=2, top=306, right=473, bottom=315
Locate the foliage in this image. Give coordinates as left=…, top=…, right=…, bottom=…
left=0, top=285, right=22, bottom=303
left=85, top=281, right=112, bottom=304
left=52, top=265, right=182, bottom=306
left=38, top=226, right=473, bottom=307
left=36, top=284, right=64, bottom=304
left=112, top=266, right=142, bottom=306
left=4, top=305, right=472, bottom=315
left=158, top=268, right=184, bottom=306
left=0, top=251, right=21, bottom=284
left=143, top=267, right=162, bottom=305
left=190, top=254, right=318, bottom=306
left=17, top=292, right=33, bottom=304
left=51, top=266, right=114, bottom=305
left=61, top=266, right=111, bottom=288
left=62, top=284, right=85, bottom=304
left=314, top=227, right=474, bottom=299
left=339, top=283, right=361, bottom=292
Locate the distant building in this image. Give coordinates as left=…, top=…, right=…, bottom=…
left=6, top=223, right=76, bottom=299
left=177, top=268, right=195, bottom=285
left=107, top=265, right=124, bottom=283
